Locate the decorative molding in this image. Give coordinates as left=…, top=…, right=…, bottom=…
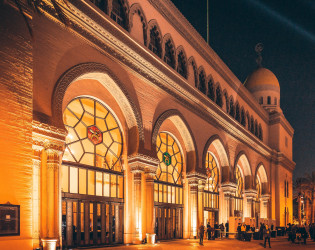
left=221, top=182, right=237, bottom=196
left=244, top=189, right=258, bottom=201
left=52, top=62, right=145, bottom=142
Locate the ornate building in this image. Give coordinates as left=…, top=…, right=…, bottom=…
left=0, top=0, right=295, bottom=249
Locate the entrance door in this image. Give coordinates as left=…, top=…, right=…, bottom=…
left=204, top=210, right=218, bottom=227
left=62, top=199, right=123, bottom=248
left=155, top=206, right=183, bottom=240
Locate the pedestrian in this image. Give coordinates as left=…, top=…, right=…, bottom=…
left=225, top=222, right=229, bottom=238
left=263, top=224, right=271, bottom=248
left=207, top=222, right=212, bottom=240
left=241, top=223, right=246, bottom=241
left=199, top=224, right=205, bottom=245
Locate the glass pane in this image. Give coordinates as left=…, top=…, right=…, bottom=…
left=79, top=168, right=87, bottom=194
left=159, top=184, right=163, bottom=202
left=88, top=170, right=95, bottom=195
left=168, top=185, right=171, bottom=203
left=172, top=186, right=175, bottom=204
left=111, top=175, right=117, bottom=198
left=154, top=183, right=158, bottom=202
left=61, top=165, right=69, bottom=192
left=104, top=173, right=110, bottom=197
left=69, top=167, right=78, bottom=193
left=118, top=175, right=123, bottom=198
left=96, top=172, right=103, bottom=196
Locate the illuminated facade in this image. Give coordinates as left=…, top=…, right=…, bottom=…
left=0, top=0, right=295, bottom=249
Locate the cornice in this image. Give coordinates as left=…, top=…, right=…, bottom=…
left=148, top=0, right=270, bottom=122
left=276, top=152, right=296, bottom=172
left=38, top=1, right=275, bottom=160
left=269, top=112, right=294, bottom=137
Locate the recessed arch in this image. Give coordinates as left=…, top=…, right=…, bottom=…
left=202, top=135, right=229, bottom=168
left=255, top=163, right=268, bottom=183
left=176, top=46, right=188, bottom=79
left=187, top=56, right=198, bottom=88
left=152, top=109, right=197, bottom=171
left=147, top=19, right=163, bottom=57
left=52, top=62, right=144, bottom=154
left=162, top=33, right=176, bottom=68
left=234, top=151, right=252, bottom=177
left=129, top=3, right=148, bottom=45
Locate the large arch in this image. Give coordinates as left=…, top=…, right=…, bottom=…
left=52, top=62, right=144, bottom=154
left=234, top=151, right=252, bottom=177
left=202, top=135, right=229, bottom=168
left=152, top=109, right=197, bottom=171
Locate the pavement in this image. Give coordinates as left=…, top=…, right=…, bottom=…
left=73, top=237, right=315, bottom=249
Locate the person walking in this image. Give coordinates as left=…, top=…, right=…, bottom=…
left=199, top=224, right=205, bottom=245
left=263, top=224, right=271, bottom=248
left=207, top=222, right=212, bottom=240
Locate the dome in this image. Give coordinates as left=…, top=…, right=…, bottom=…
left=244, top=67, right=280, bottom=91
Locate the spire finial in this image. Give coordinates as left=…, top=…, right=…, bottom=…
left=255, top=43, right=264, bottom=67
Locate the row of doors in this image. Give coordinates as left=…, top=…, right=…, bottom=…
left=155, top=206, right=183, bottom=240
left=62, top=199, right=123, bottom=248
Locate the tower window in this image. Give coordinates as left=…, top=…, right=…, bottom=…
left=259, top=97, right=263, bottom=104
left=274, top=97, right=277, bottom=105
left=267, top=96, right=271, bottom=104
left=111, top=0, right=127, bottom=29
left=148, top=26, right=162, bottom=57
left=177, top=51, right=187, bottom=78
left=164, top=40, right=175, bottom=68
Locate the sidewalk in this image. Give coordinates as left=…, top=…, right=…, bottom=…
left=73, top=237, right=315, bottom=250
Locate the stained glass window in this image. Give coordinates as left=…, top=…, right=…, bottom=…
left=205, top=152, right=219, bottom=192
left=235, top=166, right=243, bottom=198
left=156, top=132, right=182, bottom=185
left=63, top=97, right=123, bottom=172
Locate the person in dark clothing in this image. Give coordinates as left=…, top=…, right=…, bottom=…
left=300, top=226, right=308, bottom=244
left=263, top=224, right=271, bottom=248
left=225, top=222, right=229, bottom=238
left=259, top=223, right=264, bottom=240
left=214, top=222, right=219, bottom=238
left=271, top=224, right=274, bottom=231
left=207, top=222, right=212, bottom=240
left=199, top=224, right=205, bottom=245
left=237, top=223, right=241, bottom=240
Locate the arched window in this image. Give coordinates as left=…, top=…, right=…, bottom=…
left=207, top=78, right=215, bottom=101
left=267, top=96, right=271, bottom=104
left=177, top=50, right=187, bottom=78
left=247, top=114, right=251, bottom=131
left=205, top=152, right=219, bottom=192
left=204, top=152, right=219, bottom=209
left=229, top=98, right=235, bottom=117
left=216, top=85, right=223, bottom=107
left=155, top=132, right=183, bottom=205
left=255, top=120, right=258, bottom=137
left=163, top=39, right=175, bottom=68
left=91, top=0, right=108, bottom=13
left=235, top=103, right=240, bottom=122
left=148, top=26, right=162, bottom=57
left=234, top=166, right=244, bottom=214
left=274, top=97, right=277, bottom=105
left=241, top=109, right=246, bottom=126
left=111, top=0, right=127, bottom=29
left=63, top=97, right=123, bottom=171
left=259, top=97, right=263, bottom=104
left=198, top=70, right=206, bottom=93
left=250, top=116, right=254, bottom=133
left=258, top=125, right=263, bottom=140
left=235, top=167, right=243, bottom=198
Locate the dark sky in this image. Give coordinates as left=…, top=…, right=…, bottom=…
left=171, top=0, right=315, bottom=178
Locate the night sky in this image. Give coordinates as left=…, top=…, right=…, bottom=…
left=171, top=0, right=315, bottom=178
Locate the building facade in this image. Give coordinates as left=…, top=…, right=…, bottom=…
left=0, top=0, right=295, bottom=249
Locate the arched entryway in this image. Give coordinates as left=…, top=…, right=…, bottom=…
left=61, top=97, right=125, bottom=248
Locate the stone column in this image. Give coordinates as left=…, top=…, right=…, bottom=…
left=197, top=180, right=205, bottom=227
left=261, top=194, right=270, bottom=219
left=32, top=146, right=42, bottom=249
left=221, top=182, right=237, bottom=222
left=244, top=189, right=257, bottom=218
left=41, top=142, right=63, bottom=250
left=189, top=181, right=198, bottom=238
left=145, top=168, right=157, bottom=244
left=130, top=166, right=144, bottom=243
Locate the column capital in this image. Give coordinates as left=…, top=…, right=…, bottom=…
left=128, top=153, right=159, bottom=172
left=260, top=194, right=271, bottom=203
left=221, top=182, right=237, bottom=196
left=244, top=189, right=258, bottom=201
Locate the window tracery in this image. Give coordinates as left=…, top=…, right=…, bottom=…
left=148, top=26, right=162, bottom=57
left=177, top=50, right=187, bottom=78
left=198, top=70, right=206, bottom=93
left=110, top=0, right=127, bottom=29
left=207, top=79, right=215, bottom=101
left=164, top=39, right=175, bottom=68
left=63, top=97, right=123, bottom=172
